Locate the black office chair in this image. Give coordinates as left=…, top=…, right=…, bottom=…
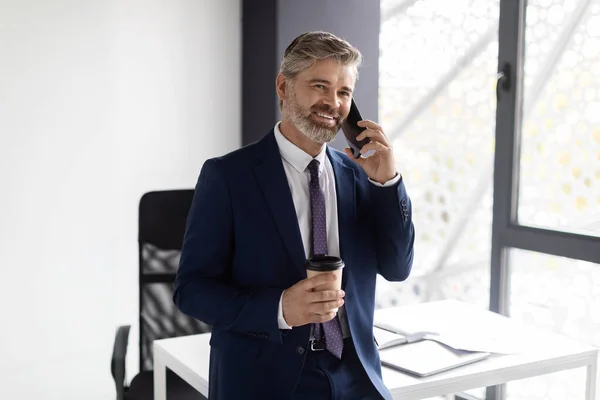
left=111, top=190, right=211, bottom=400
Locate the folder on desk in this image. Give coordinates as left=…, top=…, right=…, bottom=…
left=378, top=340, right=491, bottom=377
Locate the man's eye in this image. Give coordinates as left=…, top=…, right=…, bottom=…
left=315, top=84, right=326, bottom=89
left=340, top=91, right=350, bottom=97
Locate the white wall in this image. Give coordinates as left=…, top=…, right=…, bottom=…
left=0, top=0, right=241, bottom=398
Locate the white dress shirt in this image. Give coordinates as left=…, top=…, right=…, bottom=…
left=273, top=122, right=400, bottom=336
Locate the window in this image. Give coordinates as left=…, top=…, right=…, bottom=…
left=518, top=0, right=600, bottom=236
left=379, top=1, right=600, bottom=399
left=377, top=0, right=500, bottom=310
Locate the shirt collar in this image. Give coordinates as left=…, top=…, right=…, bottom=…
left=274, top=122, right=327, bottom=174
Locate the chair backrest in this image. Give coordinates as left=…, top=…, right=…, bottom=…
left=138, top=190, right=211, bottom=371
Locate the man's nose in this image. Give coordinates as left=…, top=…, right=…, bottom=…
left=321, top=93, right=340, bottom=111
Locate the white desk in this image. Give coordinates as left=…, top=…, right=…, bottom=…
left=154, top=300, right=598, bottom=400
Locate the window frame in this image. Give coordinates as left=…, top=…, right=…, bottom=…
left=489, top=0, right=600, bottom=398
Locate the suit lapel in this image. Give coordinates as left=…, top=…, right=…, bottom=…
left=327, top=148, right=357, bottom=290
left=253, top=132, right=306, bottom=276
left=252, top=133, right=359, bottom=283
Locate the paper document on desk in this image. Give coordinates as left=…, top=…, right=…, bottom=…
left=374, top=323, right=436, bottom=345
left=427, top=332, right=525, bottom=354
left=374, top=322, right=524, bottom=354
left=373, top=326, right=408, bottom=350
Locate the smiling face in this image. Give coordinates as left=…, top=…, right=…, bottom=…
left=279, top=57, right=356, bottom=145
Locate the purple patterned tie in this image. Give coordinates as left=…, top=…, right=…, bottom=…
left=307, top=159, right=344, bottom=359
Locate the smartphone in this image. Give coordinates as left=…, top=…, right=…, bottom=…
left=341, top=99, right=370, bottom=158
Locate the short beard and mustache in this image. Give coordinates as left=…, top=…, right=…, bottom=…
left=285, top=88, right=343, bottom=144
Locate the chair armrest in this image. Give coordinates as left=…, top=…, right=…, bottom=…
left=111, top=325, right=131, bottom=400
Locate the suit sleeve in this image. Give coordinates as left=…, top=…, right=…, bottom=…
left=369, top=176, right=415, bottom=281
left=173, top=159, right=283, bottom=343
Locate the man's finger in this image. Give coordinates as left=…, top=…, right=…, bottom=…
left=307, top=311, right=337, bottom=323
left=310, top=299, right=344, bottom=314
left=308, top=289, right=344, bottom=303
left=357, top=119, right=383, bottom=132
left=344, top=148, right=366, bottom=165
left=357, top=128, right=390, bottom=147
left=360, top=141, right=390, bottom=155
left=301, top=272, right=337, bottom=290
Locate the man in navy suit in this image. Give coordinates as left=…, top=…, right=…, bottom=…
left=174, top=31, right=415, bottom=399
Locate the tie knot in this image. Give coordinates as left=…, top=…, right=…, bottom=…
left=307, top=159, right=320, bottom=177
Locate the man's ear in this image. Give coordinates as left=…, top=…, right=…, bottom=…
left=276, top=73, right=289, bottom=103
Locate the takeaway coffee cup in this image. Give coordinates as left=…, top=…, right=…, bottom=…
left=306, top=255, right=345, bottom=292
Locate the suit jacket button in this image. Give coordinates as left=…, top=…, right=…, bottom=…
left=296, top=346, right=305, bottom=355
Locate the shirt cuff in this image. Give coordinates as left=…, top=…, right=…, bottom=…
left=368, top=173, right=401, bottom=187
left=277, top=291, right=293, bottom=329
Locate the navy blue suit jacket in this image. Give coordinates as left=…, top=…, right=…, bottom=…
left=174, top=130, right=415, bottom=399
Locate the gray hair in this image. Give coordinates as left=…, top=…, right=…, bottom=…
left=279, top=31, right=363, bottom=110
